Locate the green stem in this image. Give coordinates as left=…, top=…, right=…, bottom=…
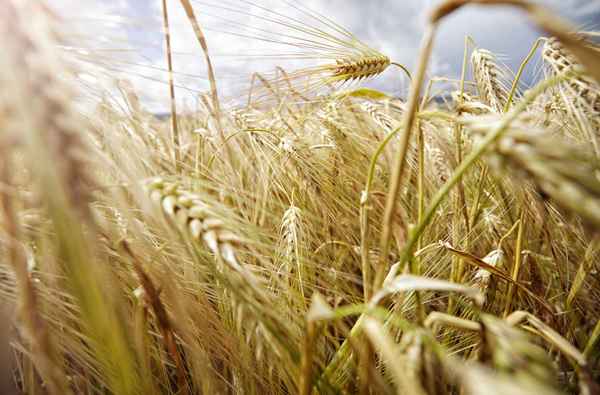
left=448, top=35, right=471, bottom=314
left=503, top=210, right=525, bottom=317
left=468, top=165, right=487, bottom=229
left=359, top=112, right=451, bottom=301
left=584, top=319, right=600, bottom=357
left=504, top=38, right=543, bottom=112
left=390, top=61, right=413, bottom=81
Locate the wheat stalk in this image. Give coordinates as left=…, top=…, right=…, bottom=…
left=178, top=0, right=232, bottom=165
left=375, top=24, right=438, bottom=292
left=0, top=144, right=71, bottom=395
left=160, top=0, right=181, bottom=168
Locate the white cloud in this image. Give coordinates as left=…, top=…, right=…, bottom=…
left=49, top=0, right=600, bottom=112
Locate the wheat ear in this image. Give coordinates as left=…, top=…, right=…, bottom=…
left=279, top=205, right=306, bottom=299
left=1, top=5, right=96, bottom=224
left=471, top=49, right=510, bottom=113
left=362, top=102, right=396, bottom=132
left=331, top=54, right=391, bottom=83
left=542, top=37, right=600, bottom=114
left=146, top=179, right=302, bottom=383
left=467, top=121, right=600, bottom=228
left=146, top=178, right=242, bottom=269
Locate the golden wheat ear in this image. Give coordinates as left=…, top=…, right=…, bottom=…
left=471, top=48, right=511, bottom=113
left=180, top=1, right=405, bottom=106
left=246, top=51, right=395, bottom=107
left=543, top=37, right=600, bottom=114
left=329, top=54, right=391, bottom=83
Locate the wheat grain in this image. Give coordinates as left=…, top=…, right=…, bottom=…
left=452, top=91, right=493, bottom=115
left=423, top=131, right=452, bottom=184
left=278, top=204, right=307, bottom=300
left=146, top=178, right=302, bottom=385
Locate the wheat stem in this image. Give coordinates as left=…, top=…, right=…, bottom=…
left=299, top=320, right=316, bottom=395
left=583, top=319, right=600, bottom=357
left=502, top=211, right=525, bottom=317
left=161, top=0, right=181, bottom=169
left=179, top=0, right=232, bottom=165
left=448, top=35, right=472, bottom=315
left=390, top=61, right=412, bottom=81
left=505, top=38, right=543, bottom=112
left=374, top=24, right=437, bottom=292
left=121, top=241, right=190, bottom=395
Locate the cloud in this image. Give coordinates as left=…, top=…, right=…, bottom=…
left=51, top=0, right=600, bottom=112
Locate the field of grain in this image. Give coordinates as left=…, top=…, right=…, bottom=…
left=0, top=0, right=599, bottom=394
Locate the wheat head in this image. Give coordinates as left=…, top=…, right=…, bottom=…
left=543, top=37, right=600, bottom=114
left=471, top=49, right=510, bottom=113
left=146, top=178, right=242, bottom=269
left=331, top=54, right=391, bottom=83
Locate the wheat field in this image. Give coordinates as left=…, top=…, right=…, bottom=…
left=0, top=0, right=599, bottom=394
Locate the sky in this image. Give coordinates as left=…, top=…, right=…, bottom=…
left=50, top=0, right=600, bottom=112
